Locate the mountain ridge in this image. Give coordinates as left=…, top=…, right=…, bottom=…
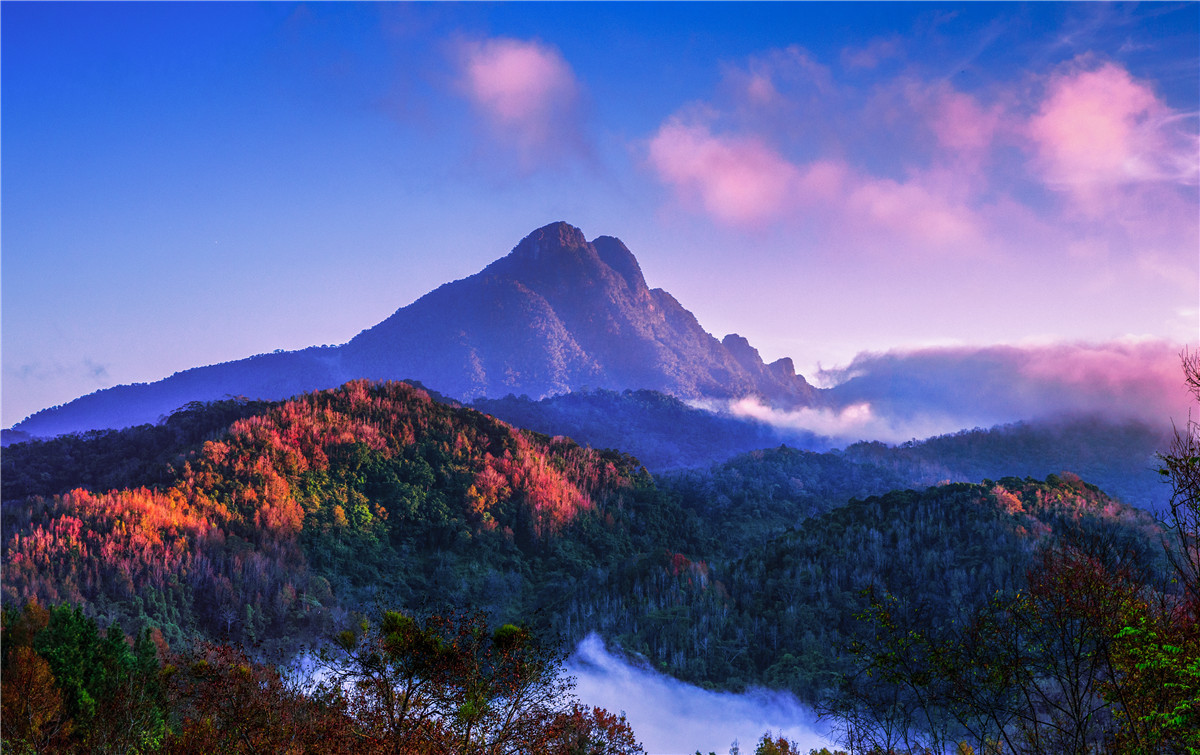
left=12, top=222, right=818, bottom=438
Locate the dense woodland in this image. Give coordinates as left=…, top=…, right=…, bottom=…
left=3, top=381, right=698, bottom=653
left=2, top=371, right=1197, bottom=753
left=1, top=601, right=644, bottom=753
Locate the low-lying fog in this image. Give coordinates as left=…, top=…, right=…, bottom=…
left=566, top=634, right=832, bottom=755
left=292, top=633, right=833, bottom=755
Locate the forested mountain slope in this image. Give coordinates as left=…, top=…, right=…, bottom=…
left=2, top=381, right=702, bottom=651
left=2, top=380, right=1169, bottom=712
left=842, top=416, right=1172, bottom=511
left=572, top=475, right=1166, bottom=703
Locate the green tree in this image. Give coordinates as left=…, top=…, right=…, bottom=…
left=1107, top=348, right=1200, bottom=754
left=1, top=602, right=168, bottom=753
left=321, top=608, right=642, bottom=754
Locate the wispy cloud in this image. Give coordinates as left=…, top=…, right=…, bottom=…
left=453, top=36, right=584, bottom=166
left=3, top=358, right=114, bottom=426
left=1025, top=59, right=1199, bottom=216
left=723, top=45, right=836, bottom=110
left=4, top=358, right=111, bottom=387
left=841, top=37, right=903, bottom=70
left=845, top=174, right=981, bottom=248
left=643, top=40, right=1196, bottom=271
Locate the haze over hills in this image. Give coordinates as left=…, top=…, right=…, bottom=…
left=11, top=222, right=818, bottom=439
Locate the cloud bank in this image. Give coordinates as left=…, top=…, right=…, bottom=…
left=721, top=398, right=959, bottom=447
left=567, top=634, right=831, bottom=755
left=720, top=341, right=1191, bottom=445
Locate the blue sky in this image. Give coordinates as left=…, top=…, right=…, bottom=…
left=3, top=2, right=1197, bottom=427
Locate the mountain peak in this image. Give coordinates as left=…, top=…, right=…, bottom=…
left=15, top=221, right=818, bottom=437
left=502, top=222, right=648, bottom=292
left=722, top=333, right=763, bottom=372
left=592, top=235, right=647, bottom=292
left=512, top=221, right=589, bottom=261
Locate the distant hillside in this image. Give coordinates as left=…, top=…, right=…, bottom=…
left=473, top=389, right=829, bottom=472
left=1, top=397, right=275, bottom=502
left=570, top=475, right=1166, bottom=701
left=12, top=222, right=817, bottom=438
left=469, top=389, right=1171, bottom=511
left=841, top=415, right=1172, bottom=511
left=660, top=446, right=914, bottom=552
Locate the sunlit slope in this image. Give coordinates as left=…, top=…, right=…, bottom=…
left=2, top=380, right=686, bottom=649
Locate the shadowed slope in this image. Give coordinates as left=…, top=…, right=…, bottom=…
left=13, top=222, right=816, bottom=438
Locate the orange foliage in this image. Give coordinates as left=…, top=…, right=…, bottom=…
left=3, top=380, right=641, bottom=636
left=1, top=645, right=70, bottom=748
left=992, top=485, right=1025, bottom=515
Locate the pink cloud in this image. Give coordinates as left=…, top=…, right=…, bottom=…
left=455, top=37, right=581, bottom=160
left=1026, top=61, right=1199, bottom=214
left=912, top=83, right=1003, bottom=156
left=823, top=339, right=1192, bottom=428
left=862, top=79, right=1012, bottom=198
left=646, top=120, right=802, bottom=227
left=846, top=177, right=981, bottom=247
left=647, top=119, right=982, bottom=248
left=841, top=37, right=903, bottom=70
left=646, top=49, right=1193, bottom=267
left=743, top=73, right=779, bottom=107
left=647, top=47, right=999, bottom=248
left=1016, top=341, right=1186, bottom=413
left=795, top=159, right=849, bottom=198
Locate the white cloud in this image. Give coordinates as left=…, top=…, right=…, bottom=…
left=567, top=634, right=832, bottom=755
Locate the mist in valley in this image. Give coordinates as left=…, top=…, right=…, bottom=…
left=567, top=634, right=832, bottom=755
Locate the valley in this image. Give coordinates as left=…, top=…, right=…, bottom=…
left=4, top=367, right=1195, bottom=752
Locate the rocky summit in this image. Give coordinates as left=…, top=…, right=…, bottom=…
left=13, top=222, right=817, bottom=437
left=344, top=221, right=817, bottom=404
